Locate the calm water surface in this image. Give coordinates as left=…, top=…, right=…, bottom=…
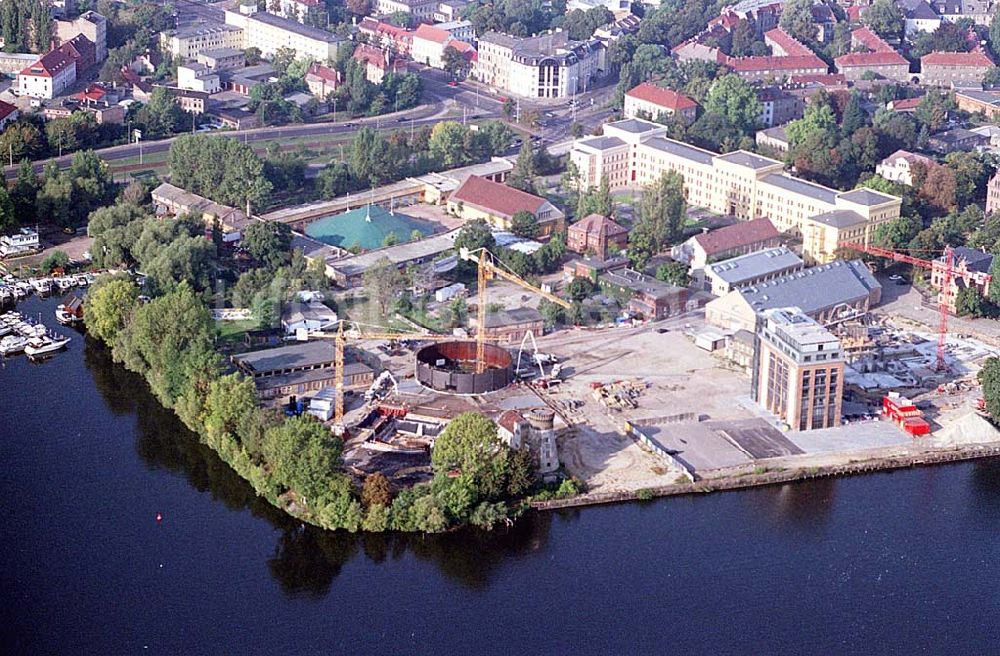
left=3, top=297, right=1000, bottom=655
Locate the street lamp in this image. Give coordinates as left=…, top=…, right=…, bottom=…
left=133, top=129, right=143, bottom=165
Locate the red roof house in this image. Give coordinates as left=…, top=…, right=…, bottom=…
left=448, top=175, right=566, bottom=236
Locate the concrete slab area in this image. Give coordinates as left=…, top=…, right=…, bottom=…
left=643, top=422, right=751, bottom=471
left=711, top=419, right=803, bottom=458
left=785, top=419, right=911, bottom=454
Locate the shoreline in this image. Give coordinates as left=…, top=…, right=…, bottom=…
left=531, top=442, right=1000, bottom=510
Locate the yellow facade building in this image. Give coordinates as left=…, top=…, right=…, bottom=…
left=569, top=118, right=902, bottom=264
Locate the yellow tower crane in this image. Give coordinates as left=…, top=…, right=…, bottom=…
left=310, top=322, right=498, bottom=432
left=459, top=247, right=572, bottom=374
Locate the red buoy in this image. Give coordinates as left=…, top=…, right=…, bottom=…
left=155, top=512, right=162, bottom=523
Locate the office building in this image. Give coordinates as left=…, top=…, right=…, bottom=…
left=475, top=30, right=605, bottom=99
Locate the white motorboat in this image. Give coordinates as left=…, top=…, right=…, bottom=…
left=74, top=275, right=89, bottom=286
left=31, top=279, right=51, bottom=294
left=0, top=287, right=11, bottom=303
left=0, top=323, right=11, bottom=338
left=55, top=304, right=80, bottom=325
left=55, top=277, right=74, bottom=291
left=0, top=334, right=26, bottom=355
left=12, top=283, right=28, bottom=298
left=24, top=335, right=70, bottom=357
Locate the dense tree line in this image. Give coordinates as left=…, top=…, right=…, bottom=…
left=168, top=134, right=273, bottom=212
left=0, top=0, right=53, bottom=54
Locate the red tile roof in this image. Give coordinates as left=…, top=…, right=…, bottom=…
left=413, top=23, right=451, bottom=44
left=921, top=50, right=994, bottom=67
left=569, top=214, right=628, bottom=239
left=306, top=61, right=339, bottom=83
left=0, top=99, right=17, bottom=121
left=20, top=47, right=74, bottom=77
left=888, top=96, right=923, bottom=111
left=625, top=82, right=697, bottom=112
left=789, top=73, right=847, bottom=85
left=693, top=218, right=780, bottom=256
left=450, top=175, right=549, bottom=219
left=725, top=54, right=827, bottom=72
left=352, top=44, right=387, bottom=69
left=497, top=409, right=524, bottom=434
left=835, top=51, right=908, bottom=68
left=764, top=28, right=813, bottom=57
left=851, top=26, right=893, bottom=53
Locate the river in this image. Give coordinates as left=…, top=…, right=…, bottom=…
left=3, top=296, right=1000, bottom=654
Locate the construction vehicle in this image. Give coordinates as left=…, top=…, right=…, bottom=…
left=459, top=247, right=572, bottom=373
left=838, top=243, right=992, bottom=372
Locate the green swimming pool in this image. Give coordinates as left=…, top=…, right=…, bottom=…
left=304, top=206, right=437, bottom=250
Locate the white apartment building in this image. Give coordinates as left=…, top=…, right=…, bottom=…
left=875, top=149, right=937, bottom=186
left=373, top=0, right=438, bottom=20
left=475, top=31, right=605, bottom=99
left=570, top=119, right=901, bottom=263
left=177, top=62, right=221, bottom=93
left=161, top=23, right=245, bottom=59
left=225, top=9, right=344, bottom=61
left=18, top=48, right=77, bottom=99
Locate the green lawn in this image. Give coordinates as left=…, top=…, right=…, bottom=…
left=215, top=319, right=258, bottom=343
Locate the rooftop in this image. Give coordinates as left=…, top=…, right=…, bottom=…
left=714, top=150, right=783, bottom=170
left=625, top=82, right=698, bottom=111
left=808, top=209, right=868, bottom=229
left=693, top=218, right=780, bottom=256
left=233, top=340, right=335, bottom=374
left=600, top=268, right=684, bottom=301
left=449, top=175, right=551, bottom=219
left=707, top=246, right=804, bottom=285
left=922, top=50, right=994, bottom=67
left=644, top=135, right=715, bottom=165
left=576, top=135, right=627, bottom=151
left=172, top=23, right=243, bottom=39
left=837, top=188, right=899, bottom=207
left=329, top=229, right=460, bottom=278
left=569, top=213, right=628, bottom=238
left=736, top=260, right=881, bottom=315
left=762, top=307, right=840, bottom=347
left=483, top=307, right=543, bottom=328
left=760, top=173, right=838, bottom=205
left=956, top=89, right=1000, bottom=105
left=245, top=10, right=344, bottom=43
left=942, top=246, right=994, bottom=272
left=609, top=117, right=665, bottom=134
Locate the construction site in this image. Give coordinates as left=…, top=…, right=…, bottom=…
left=260, top=238, right=1000, bottom=502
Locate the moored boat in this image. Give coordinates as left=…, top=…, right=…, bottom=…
left=24, top=335, right=70, bottom=357
left=0, top=334, right=27, bottom=356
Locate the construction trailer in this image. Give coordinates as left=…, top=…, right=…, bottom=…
left=882, top=392, right=931, bottom=436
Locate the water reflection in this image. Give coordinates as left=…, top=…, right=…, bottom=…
left=750, top=478, right=837, bottom=533
left=83, top=339, right=552, bottom=596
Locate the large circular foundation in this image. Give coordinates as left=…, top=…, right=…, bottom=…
left=415, top=341, right=514, bottom=394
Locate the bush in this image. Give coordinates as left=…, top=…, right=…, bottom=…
left=636, top=488, right=655, bottom=501
left=40, top=250, right=71, bottom=272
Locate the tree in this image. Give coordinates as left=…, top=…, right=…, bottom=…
left=431, top=412, right=506, bottom=495
left=454, top=219, right=496, bottom=254
left=577, top=174, right=614, bottom=218
left=704, top=74, right=762, bottom=137
left=442, top=45, right=470, bottom=78
left=40, top=250, right=71, bottom=272
left=361, top=472, right=392, bottom=508
left=655, top=260, right=690, bottom=287
left=168, top=135, right=272, bottom=211
left=202, top=373, right=265, bottom=457
left=507, top=141, right=538, bottom=194
left=0, top=182, right=14, bottom=234
left=363, top=257, right=406, bottom=319
left=349, top=127, right=397, bottom=186
left=10, top=159, right=37, bottom=225
left=956, top=287, right=985, bottom=317
left=786, top=103, right=838, bottom=148
left=634, top=170, right=687, bottom=252
left=0, top=120, right=45, bottom=163
left=566, top=276, right=594, bottom=301
left=244, top=47, right=262, bottom=66
left=262, top=415, right=343, bottom=505
left=779, top=0, right=816, bottom=44
left=135, top=87, right=185, bottom=139
left=510, top=210, right=540, bottom=238
left=347, top=0, right=372, bottom=15
left=243, top=221, right=293, bottom=270
left=143, top=235, right=217, bottom=294
left=87, top=203, right=148, bottom=237
left=317, top=161, right=352, bottom=199
left=979, top=357, right=1000, bottom=424
left=85, top=276, right=139, bottom=351
left=840, top=92, right=866, bottom=138
left=863, top=0, right=904, bottom=41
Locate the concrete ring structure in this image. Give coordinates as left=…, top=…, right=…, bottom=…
left=415, top=341, right=514, bottom=394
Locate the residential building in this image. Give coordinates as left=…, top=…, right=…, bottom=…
left=54, top=10, right=107, bottom=62
left=434, top=0, right=469, bottom=22
left=930, top=0, right=995, bottom=25
left=931, top=246, right=994, bottom=313
left=161, top=23, right=245, bottom=59
left=0, top=227, right=40, bottom=258
left=572, top=119, right=902, bottom=264
left=170, top=88, right=209, bottom=115
left=716, top=28, right=828, bottom=83
left=704, top=246, right=804, bottom=296
left=834, top=27, right=910, bottom=82
left=598, top=268, right=690, bottom=319
left=987, top=169, right=1000, bottom=214
left=411, top=23, right=476, bottom=70
left=567, top=213, right=628, bottom=257
left=899, top=0, right=942, bottom=36
left=886, top=96, right=923, bottom=112
left=304, top=62, right=338, bottom=98
left=0, top=99, right=19, bottom=130
left=279, top=0, right=323, bottom=23
left=435, top=19, right=475, bottom=44
left=447, top=175, right=566, bottom=236
left=705, top=259, right=882, bottom=332
left=18, top=46, right=79, bottom=99
left=232, top=341, right=374, bottom=404
left=197, top=48, right=246, bottom=72
left=224, top=9, right=344, bottom=61
left=373, top=0, right=438, bottom=19
left=475, top=31, right=605, bottom=99
left=724, top=328, right=756, bottom=373
left=352, top=44, right=392, bottom=84
left=955, top=89, right=1000, bottom=118
left=358, top=17, right=413, bottom=57
left=756, top=125, right=790, bottom=153
left=623, top=82, right=698, bottom=124
left=921, top=50, right=994, bottom=87
left=222, top=63, right=278, bottom=95
left=926, top=128, right=990, bottom=153
left=281, top=300, right=338, bottom=335
left=672, top=218, right=783, bottom=273
left=473, top=307, right=545, bottom=345
left=562, top=255, right=629, bottom=280
left=757, top=86, right=804, bottom=127
left=177, top=63, right=221, bottom=93
left=567, top=0, right=631, bottom=10
left=875, top=149, right=937, bottom=185
left=752, top=307, right=845, bottom=431
left=971, top=123, right=1000, bottom=147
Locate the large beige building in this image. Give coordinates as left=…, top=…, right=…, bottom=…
left=55, top=10, right=107, bottom=62
left=475, top=31, right=605, bottom=99
left=752, top=307, right=845, bottom=432
left=225, top=10, right=344, bottom=61
left=570, top=118, right=901, bottom=263
left=161, top=23, right=245, bottom=59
